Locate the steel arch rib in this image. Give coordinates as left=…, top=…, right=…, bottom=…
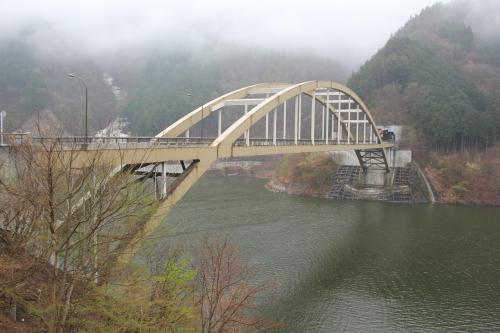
left=115, top=159, right=213, bottom=267
left=157, top=82, right=291, bottom=139
left=212, top=80, right=388, bottom=166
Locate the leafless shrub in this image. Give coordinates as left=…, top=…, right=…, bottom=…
left=196, top=237, right=277, bottom=333
left=0, top=128, right=155, bottom=332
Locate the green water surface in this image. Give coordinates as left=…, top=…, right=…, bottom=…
left=145, top=177, right=500, bottom=332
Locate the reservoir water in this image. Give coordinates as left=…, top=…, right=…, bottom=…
left=146, top=177, right=500, bottom=332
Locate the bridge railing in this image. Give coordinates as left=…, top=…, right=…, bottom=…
left=1, top=135, right=217, bottom=148
left=232, top=138, right=390, bottom=146
left=1, top=134, right=392, bottom=149
left=32, top=136, right=216, bottom=145
left=0, top=133, right=32, bottom=146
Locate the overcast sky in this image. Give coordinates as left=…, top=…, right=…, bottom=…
left=1, top=0, right=446, bottom=68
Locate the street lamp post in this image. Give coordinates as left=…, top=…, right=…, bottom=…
left=200, top=105, right=204, bottom=141
left=67, top=73, right=88, bottom=142
left=186, top=93, right=192, bottom=138
left=186, top=92, right=204, bottom=140
left=0, top=110, right=5, bottom=146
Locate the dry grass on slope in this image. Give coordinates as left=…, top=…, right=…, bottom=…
left=425, top=145, right=500, bottom=206
left=273, top=153, right=338, bottom=196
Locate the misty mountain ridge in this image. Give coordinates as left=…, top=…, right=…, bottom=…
left=0, top=20, right=348, bottom=136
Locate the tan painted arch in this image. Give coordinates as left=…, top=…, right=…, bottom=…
left=156, top=81, right=378, bottom=150
left=157, top=82, right=291, bottom=138
left=211, top=80, right=385, bottom=159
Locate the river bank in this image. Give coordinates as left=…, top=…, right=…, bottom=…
left=204, top=145, right=500, bottom=207
left=264, top=145, right=500, bottom=207
left=264, top=151, right=432, bottom=204
left=266, top=163, right=430, bottom=204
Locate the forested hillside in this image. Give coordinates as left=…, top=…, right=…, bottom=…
left=0, top=23, right=120, bottom=135
left=349, top=1, right=500, bottom=151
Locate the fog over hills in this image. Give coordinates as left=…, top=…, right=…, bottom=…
left=0, top=0, right=443, bottom=67
left=8, top=0, right=500, bottom=137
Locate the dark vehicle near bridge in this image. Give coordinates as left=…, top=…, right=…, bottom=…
left=381, top=129, right=395, bottom=141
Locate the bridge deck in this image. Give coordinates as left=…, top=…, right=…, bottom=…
left=2, top=134, right=393, bottom=167
left=64, top=139, right=393, bottom=167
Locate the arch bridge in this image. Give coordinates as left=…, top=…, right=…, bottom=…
left=10, top=80, right=394, bottom=263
